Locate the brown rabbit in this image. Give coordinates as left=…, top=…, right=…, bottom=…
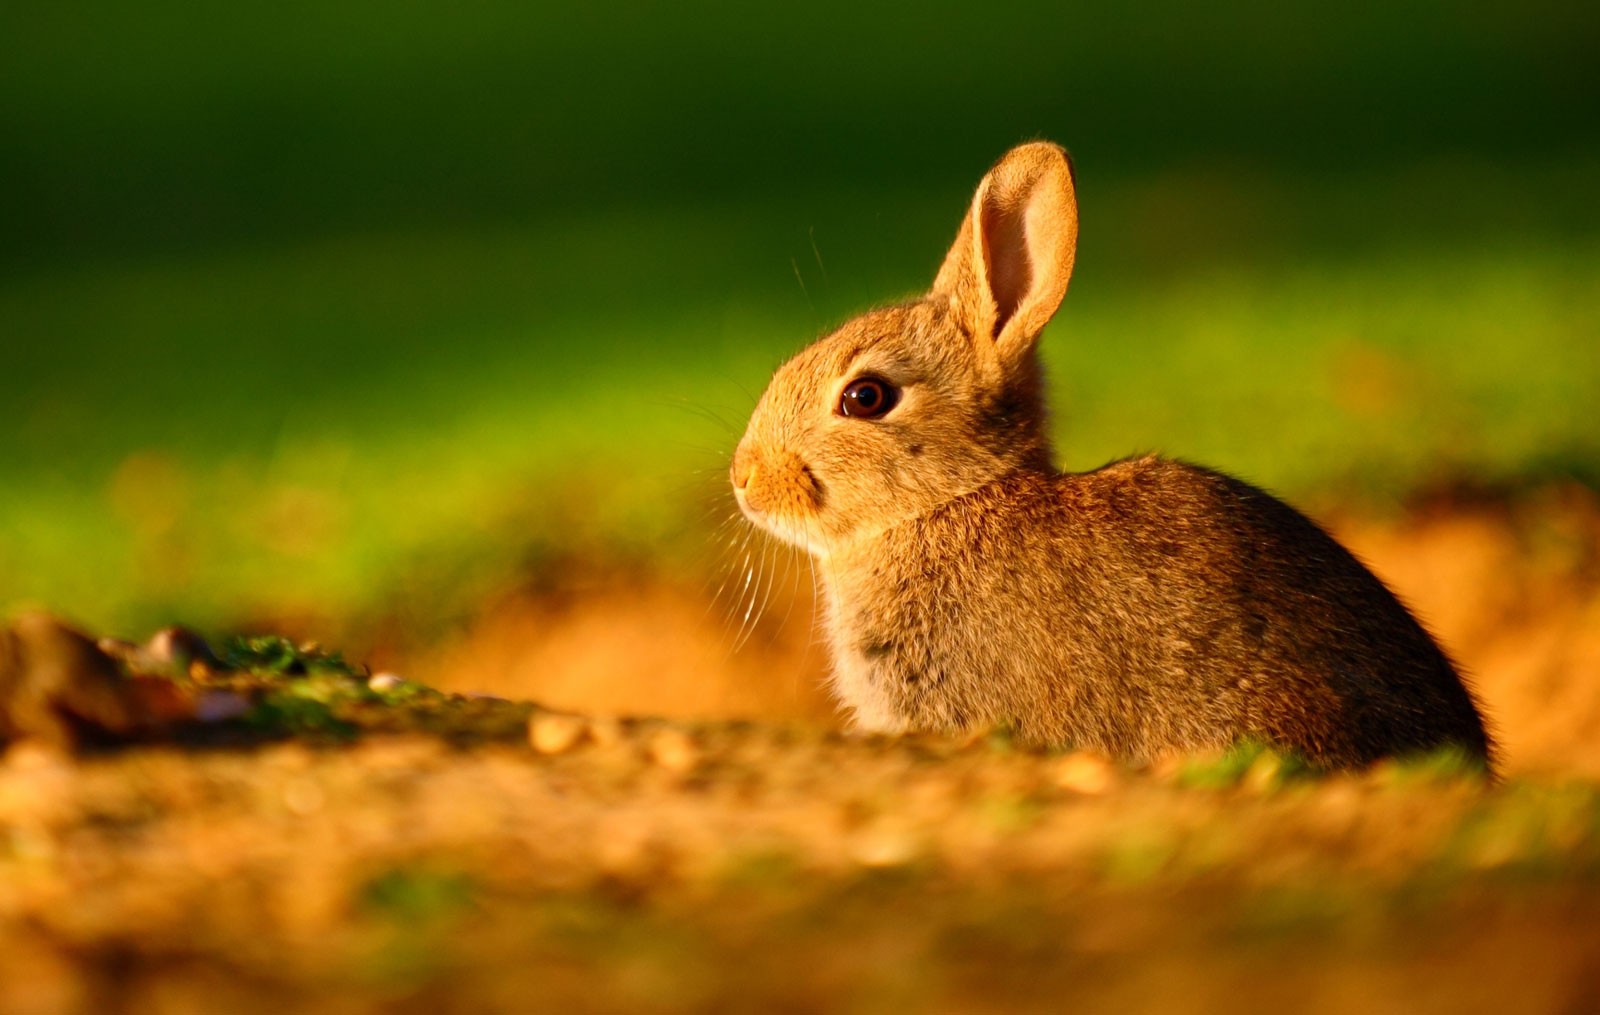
left=730, top=142, right=1491, bottom=770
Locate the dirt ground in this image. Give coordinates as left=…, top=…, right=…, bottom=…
left=4, top=486, right=1600, bottom=1013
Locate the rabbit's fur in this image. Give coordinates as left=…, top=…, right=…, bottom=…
left=731, top=142, right=1491, bottom=769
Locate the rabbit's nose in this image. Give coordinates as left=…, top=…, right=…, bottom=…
left=730, top=448, right=756, bottom=491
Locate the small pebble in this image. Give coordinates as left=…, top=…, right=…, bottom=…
left=588, top=716, right=625, bottom=749
left=1054, top=751, right=1115, bottom=795
left=530, top=713, right=587, bottom=755
left=647, top=728, right=699, bottom=774
left=367, top=673, right=407, bottom=693
left=146, top=626, right=220, bottom=668
left=4, top=741, right=68, bottom=773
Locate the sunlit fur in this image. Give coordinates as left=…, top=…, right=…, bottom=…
left=732, top=142, right=1492, bottom=770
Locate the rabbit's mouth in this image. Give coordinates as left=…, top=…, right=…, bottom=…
left=734, top=488, right=830, bottom=558
left=730, top=444, right=830, bottom=555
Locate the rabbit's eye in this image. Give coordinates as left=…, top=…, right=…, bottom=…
left=839, top=377, right=899, bottom=419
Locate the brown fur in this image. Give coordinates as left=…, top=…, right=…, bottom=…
left=731, top=142, right=1491, bottom=770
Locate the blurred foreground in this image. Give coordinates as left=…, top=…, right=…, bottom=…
left=6, top=724, right=1598, bottom=1014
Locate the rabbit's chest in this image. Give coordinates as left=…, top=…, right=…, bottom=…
left=821, top=591, right=912, bottom=732
left=822, top=570, right=1004, bottom=734
left=829, top=652, right=910, bottom=733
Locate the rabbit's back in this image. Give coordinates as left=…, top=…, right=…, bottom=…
left=826, top=455, right=1491, bottom=768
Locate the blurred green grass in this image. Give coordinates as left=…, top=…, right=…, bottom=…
left=5, top=160, right=1597, bottom=633
left=1, top=2, right=1597, bottom=634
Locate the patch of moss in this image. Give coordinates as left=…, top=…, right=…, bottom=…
left=1226, top=885, right=1363, bottom=944
left=217, top=641, right=374, bottom=741
left=245, top=687, right=360, bottom=742
left=1377, top=745, right=1494, bottom=787
left=1099, top=827, right=1180, bottom=885
left=716, top=848, right=805, bottom=891
left=978, top=792, right=1047, bottom=835
left=1435, top=781, right=1600, bottom=881
left=360, top=868, right=479, bottom=922
left=984, top=720, right=1022, bottom=753
left=221, top=635, right=361, bottom=678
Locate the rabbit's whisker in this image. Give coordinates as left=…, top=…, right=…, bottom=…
left=733, top=537, right=776, bottom=652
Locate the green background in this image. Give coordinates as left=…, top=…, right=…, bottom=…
left=2, top=1, right=1597, bottom=634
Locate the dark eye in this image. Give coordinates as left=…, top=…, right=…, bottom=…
left=839, top=376, right=899, bottom=419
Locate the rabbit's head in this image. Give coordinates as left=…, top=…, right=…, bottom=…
left=732, top=142, right=1079, bottom=557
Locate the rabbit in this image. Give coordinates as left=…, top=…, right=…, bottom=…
left=729, top=141, right=1493, bottom=771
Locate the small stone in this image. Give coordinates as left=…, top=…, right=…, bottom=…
left=153, top=625, right=218, bottom=663
left=588, top=716, right=625, bottom=749
left=530, top=713, right=587, bottom=755
left=367, top=672, right=406, bottom=693
left=101, top=626, right=218, bottom=676
left=4, top=740, right=67, bottom=772
left=1054, top=751, right=1116, bottom=795
left=647, top=728, right=699, bottom=774
left=8, top=611, right=138, bottom=742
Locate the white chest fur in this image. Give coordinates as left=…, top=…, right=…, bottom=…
left=820, top=583, right=908, bottom=733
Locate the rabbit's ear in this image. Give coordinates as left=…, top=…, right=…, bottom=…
left=932, top=142, right=1078, bottom=364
